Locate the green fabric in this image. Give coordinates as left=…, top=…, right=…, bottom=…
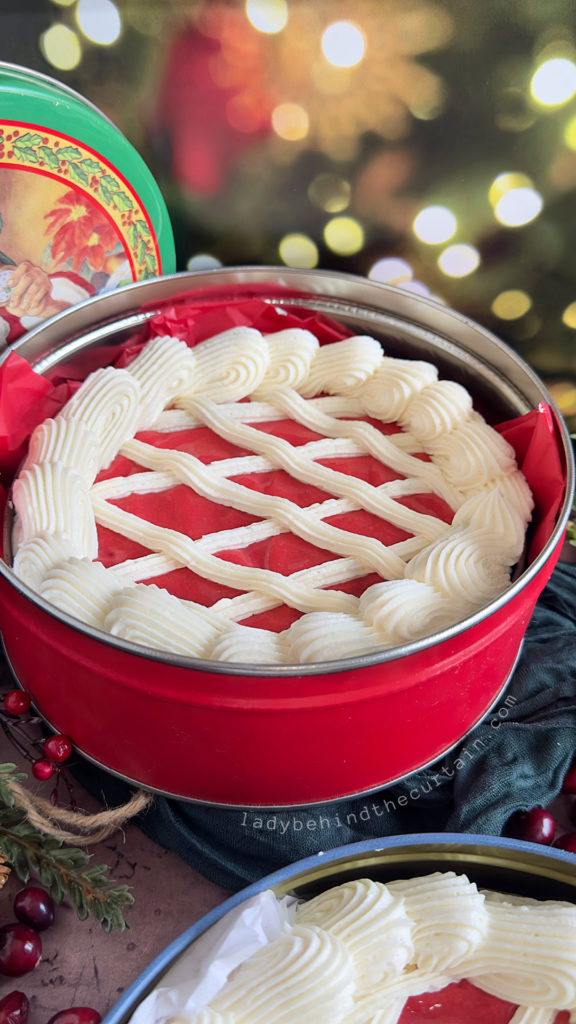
left=74, top=561, right=576, bottom=891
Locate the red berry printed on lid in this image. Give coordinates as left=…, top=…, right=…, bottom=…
left=43, top=734, right=72, bottom=764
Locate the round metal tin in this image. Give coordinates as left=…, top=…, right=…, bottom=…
left=0, top=61, right=175, bottom=345
left=102, top=833, right=576, bottom=1024
left=0, top=268, right=572, bottom=807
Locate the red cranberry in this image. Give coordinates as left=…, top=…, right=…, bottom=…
left=0, top=924, right=42, bottom=977
left=0, top=991, right=29, bottom=1024
left=2, top=691, right=31, bottom=716
left=31, top=758, right=55, bottom=781
left=43, top=734, right=72, bottom=764
left=47, top=1010, right=102, bottom=1024
left=563, top=762, right=576, bottom=795
left=13, top=886, right=55, bottom=931
left=503, top=807, right=556, bottom=845
left=554, top=832, right=576, bottom=853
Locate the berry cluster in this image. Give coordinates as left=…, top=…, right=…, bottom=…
left=1, top=689, right=73, bottom=803
left=503, top=759, right=576, bottom=850
left=0, top=886, right=101, bottom=1024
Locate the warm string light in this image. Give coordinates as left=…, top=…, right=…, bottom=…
left=40, top=23, right=82, bottom=69
left=279, top=233, right=319, bottom=267
left=186, top=254, right=223, bottom=271
left=562, top=302, right=576, bottom=329
left=368, top=257, right=413, bottom=284
left=437, top=244, right=480, bottom=278
left=321, top=21, right=366, bottom=68
left=491, top=291, right=532, bottom=321
left=245, top=0, right=288, bottom=34
left=324, top=216, right=364, bottom=255
left=531, top=57, right=576, bottom=107
left=413, top=205, right=457, bottom=244
left=308, top=174, right=351, bottom=213
left=76, top=0, right=122, bottom=45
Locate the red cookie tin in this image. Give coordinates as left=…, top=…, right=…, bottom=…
left=0, top=267, right=571, bottom=808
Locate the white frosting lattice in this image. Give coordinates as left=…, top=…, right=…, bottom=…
left=11, top=323, right=533, bottom=665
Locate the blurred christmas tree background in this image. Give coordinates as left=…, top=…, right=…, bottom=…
left=4, top=0, right=576, bottom=426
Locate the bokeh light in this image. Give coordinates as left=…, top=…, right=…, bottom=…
left=271, top=102, right=309, bottom=141
left=321, top=21, right=366, bottom=68
left=488, top=172, right=533, bottom=207
left=186, top=254, right=223, bottom=271
left=368, top=257, right=413, bottom=284
left=562, top=302, right=576, bottom=329
left=413, top=205, right=457, bottom=244
left=245, top=0, right=288, bottom=33
left=494, top=187, right=543, bottom=227
left=564, top=116, right=576, bottom=151
left=437, top=244, right=480, bottom=277
left=279, top=233, right=319, bottom=268
left=76, top=0, right=122, bottom=45
left=308, top=174, right=351, bottom=212
left=530, top=58, right=576, bottom=106
left=491, top=290, right=532, bottom=320
left=324, top=216, right=364, bottom=255
left=40, top=24, right=82, bottom=70
left=547, top=381, right=576, bottom=417
left=401, top=280, right=431, bottom=296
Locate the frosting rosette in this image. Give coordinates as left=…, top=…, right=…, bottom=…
left=355, top=357, right=438, bottom=421
left=465, top=895, right=576, bottom=1008
left=404, top=528, right=513, bottom=611
left=13, top=463, right=97, bottom=560
left=176, top=327, right=269, bottom=404
left=23, top=417, right=100, bottom=485
left=211, top=924, right=356, bottom=1022
left=386, top=871, right=489, bottom=974
left=295, top=878, right=413, bottom=987
left=128, top=334, right=196, bottom=430
left=254, top=328, right=318, bottom=392
left=59, top=366, right=141, bottom=469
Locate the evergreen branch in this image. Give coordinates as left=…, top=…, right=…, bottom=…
left=0, top=764, right=134, bottom=932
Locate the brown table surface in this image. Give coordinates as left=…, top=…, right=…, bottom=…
left=0, top=730, right=230, bottom=1021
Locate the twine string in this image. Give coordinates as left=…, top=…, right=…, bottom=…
left=7, top=778, right=153, bottom=845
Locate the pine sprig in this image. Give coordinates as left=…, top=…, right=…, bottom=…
left=0, top=764, right=134, bottom=932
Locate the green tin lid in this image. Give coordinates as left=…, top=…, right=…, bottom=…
left=0, top=61, right=175, bottom=344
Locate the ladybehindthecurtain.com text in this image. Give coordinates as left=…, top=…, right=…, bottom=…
left=239, top=694, right=518, bottom=836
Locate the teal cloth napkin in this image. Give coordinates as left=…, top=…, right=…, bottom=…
left=73, top=560, right=576, bottom=891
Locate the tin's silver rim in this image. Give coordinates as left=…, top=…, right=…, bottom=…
left=0, top=267, right=573, bottom=679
